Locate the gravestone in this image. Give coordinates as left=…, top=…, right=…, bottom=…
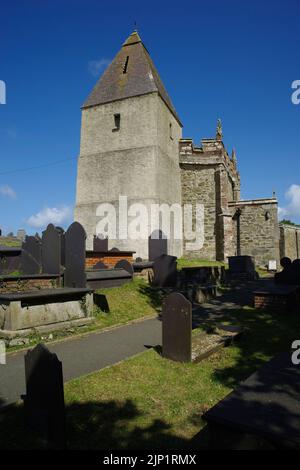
left=56, top=226, right=66, bottom=267
left=93, top=293, right=110, bottom=312
left=92, top=261, right=107, bottom=270
left=228, top=256, right=255, bottom=274
left=23, top=343, right=66, bottom=449
left=162, top=292, right=192, bottom=362
left=64, top=222, right=86, bottom=288
left=21, top=236, right=42, bottom=274
left=152, top=254, right=177, bottom=287
left=204, top=352, right=300, bottom=449
left=93, top=235, right=108, bottom=252
left=42, top=224, right=61, bottom=274
left=148, top=229, right=168, bottom=261
left=114, top=259, right=134, bottom=275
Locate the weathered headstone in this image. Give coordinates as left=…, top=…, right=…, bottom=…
left=92, top=261, right=107, bottom=270
left=23, top=343, right=66, bottom=449
left=93, top=235, right=108, bottom=252
left=114, top=259, right=134, bottom=275
left=42, top=224, right=61, bottom=274
left=148, top=229, right=168, bottom=261
left=152, top=254, right=177, bottom=287
left=228, top=255, right=255, bottom=274
left=56, top=226, right=66, bottom=267
left=21, top=236, right=42, bottom=274
left=162, top=292, right=192, bottom=362
left=64, top=222, right=86, bottom=288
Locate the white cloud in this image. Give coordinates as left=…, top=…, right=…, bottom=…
left=0, top=184, right=17, bottom=199
left=88, top=58, right=111, bottom=77
left=26, top=205, right=73, bottom=229
left=278, top=184, right=300, bottom=220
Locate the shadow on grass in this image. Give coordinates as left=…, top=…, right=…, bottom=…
left=0, top=398, right=206, bottom=450
left=138, top=284, right=164, bottom=313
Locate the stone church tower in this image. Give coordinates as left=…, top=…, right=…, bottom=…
left=75, top=31, right=183, bottom=259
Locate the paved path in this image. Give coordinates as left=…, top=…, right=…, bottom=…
left=0, top=279, right=269, bottom=409
left=0, top=317, right=161, bottom=408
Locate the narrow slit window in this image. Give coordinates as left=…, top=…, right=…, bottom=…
left=123, top=56, right=129, bottom=74
left=113, top=113, right=121, bottom=131
left=169, top=123, right=173, bottom=140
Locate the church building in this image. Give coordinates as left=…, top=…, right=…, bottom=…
left=75, top=31, right=279, bottom=266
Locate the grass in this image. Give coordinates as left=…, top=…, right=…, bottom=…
left=177, top=258, right=226, bottom=269
left=1, top=300, right=299, bottom=450
left=0, top=237, right=21, bottom=247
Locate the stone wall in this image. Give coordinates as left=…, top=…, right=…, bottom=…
left=179, top=137, right=240, bottom=261
left=75, top=93, right=183, bottom=259
left=0, top=276, right=61, bottom=294
left=180, top=164, right=217, bottom=260
left=279, top=224, right=300, bottom=260
left=229, top=199, right=279, bottom=267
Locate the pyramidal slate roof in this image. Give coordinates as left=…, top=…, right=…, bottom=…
left=82, top=31, right=182, bottom=126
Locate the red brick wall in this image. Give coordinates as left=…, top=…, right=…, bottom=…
left=85, top=253, right=133, bottom=269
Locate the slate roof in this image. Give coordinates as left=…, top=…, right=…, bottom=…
left=82, top=31, right=182, bottom=126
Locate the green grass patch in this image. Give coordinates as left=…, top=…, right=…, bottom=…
left=177, top=258, right=226, bottom=269
left=92, top=277, right=162, bottom=329
left=0, top=237, right=21, bottom=247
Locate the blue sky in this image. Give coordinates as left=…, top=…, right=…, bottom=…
left=0, top=0, right=300, bottom=234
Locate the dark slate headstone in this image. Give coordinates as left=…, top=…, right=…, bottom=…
left=93, top=293, right=110, bottom=312
left=114, top=259, right=134, bottom=275
left=148, top=229, right=168, bottom=261
left=203, top=352, right=300, bottom=449
left=162, top=292, right=192, bottom=362
left=64, top=222, right=86, bottom=288
left=56, top=226, right=66, bottom=267
left=228, top=256, right=255, bottom=274
left=21, top=236, right=42, bottom=274
left=93, top=235, right=108, bottom=252
left=42, top=224, right=61, bottom=274
left=92, top=261, right=107, bottom=270
left=152, top=254, right=177, bottom=287
left=23, top=343, right=66, bottom=449
left=0, top=251, right=21, bottom=274
left=6, top=254, right=21, bottom=273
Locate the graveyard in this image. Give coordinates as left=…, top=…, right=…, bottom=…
left=1, top=2, right=300, bottom=454
left=1, top=228, right=300, bottom=449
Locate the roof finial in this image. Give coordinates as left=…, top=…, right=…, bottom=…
left=134, top=20, right=138, bottom=31
left=216, top=118, right=223, bottom=141
left=232, top=147, right=237, bottom=163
